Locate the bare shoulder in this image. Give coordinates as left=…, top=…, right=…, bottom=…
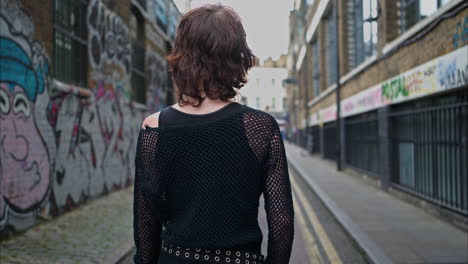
left=141, top=111, right=161, bottom=129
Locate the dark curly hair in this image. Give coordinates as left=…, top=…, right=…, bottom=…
left=166, top=4, right=256, bottom=107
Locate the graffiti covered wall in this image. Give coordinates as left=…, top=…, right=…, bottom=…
left=146, top=50, right=169, bottom=113
left=0, top=0, right=153, bottom=235
left=0, top=0, right=53, bottom=231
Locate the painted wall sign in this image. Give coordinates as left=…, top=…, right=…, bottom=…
left=312, top=45, right=468, bottom=125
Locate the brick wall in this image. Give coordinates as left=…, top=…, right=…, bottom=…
left=295, top=1, right=468, bottom=122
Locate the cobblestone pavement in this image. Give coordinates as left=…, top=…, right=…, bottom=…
left=0, top=187, right=134, bottom=264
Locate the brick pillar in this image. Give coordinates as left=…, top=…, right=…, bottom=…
left=378, top=0, right=400, bottom=54
left=319, top=23, right=328, bottom=93
left=338, top=0, right=349, bottom=76
left=378, top=106, right=391, bottom=190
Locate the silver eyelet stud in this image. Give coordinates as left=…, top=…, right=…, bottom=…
left=216, top=249, right=221, bottom=254
left=226, top=257, right=231, bottom=262
left=246, top=260, right=250, bottom=264
left=253, top=261, right=256, bottom=264
left=195, top=254, right=200, bottom=259
left=227, top=251, right=231, bottom=256
left=204, top=255, right=210, bottom=260
left=176, top=250, right=180, bottom=256
left=245, top=253, right=249, bottom=258
left=196, top=248, right=201, bottom=252
left=253, top=254, right=257, bottom=259
left=185, top=252, right=190, bottom=258
left=205, top=250, right=211, bottom=253
left=236, top=258, right=241, bottom=263
left=169, top=249, right=172, bottom=253
left=236, top=251, right=241, bottom=256
left=215, top=256, right=220, bottom=262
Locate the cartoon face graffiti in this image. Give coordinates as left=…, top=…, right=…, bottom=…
left=0, top=37, right=50, bottom=219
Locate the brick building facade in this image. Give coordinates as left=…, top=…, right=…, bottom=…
left=286, top=0, right=468, bottom=224
left=0, top=0, right=179, bottom=237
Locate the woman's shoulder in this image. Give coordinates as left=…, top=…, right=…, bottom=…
left=141, top=111, right=161, bottom=129
left=242, top=105, right=278, bottom=125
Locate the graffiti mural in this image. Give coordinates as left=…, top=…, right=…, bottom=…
left=0, top=0, right=177, bottom=235
left=47, top=0, right=139, bottom=210
left=452, top=16, right=468, bottom=48
left=0, top=0, right=144, bottom=235
left=0, top=0, right=53, bottom=231
left=146, top=50, right=169, bottom=113
left=87, top=0, right=131, bottom=77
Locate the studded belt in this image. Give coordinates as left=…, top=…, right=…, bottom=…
left=161, top=240, right=265, bottom=264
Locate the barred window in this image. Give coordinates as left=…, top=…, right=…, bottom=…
left=311, top=39, right=320, bottom=97
left=348, top=0, right=378, bottom=69
left=400, top=0, right=453, bottom=33
left=154, top=0, right=168, bottom=33
left=53, top=0, right=88, bottom=87
left=325, top=4, right=338, bottom=87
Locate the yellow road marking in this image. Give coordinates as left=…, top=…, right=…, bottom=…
left=292, top=190, right=323, bottom=264
left=290, top=172, right=343, bottom=264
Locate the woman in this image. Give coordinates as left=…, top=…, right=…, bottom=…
left=133, top=4, right=294, bottom=264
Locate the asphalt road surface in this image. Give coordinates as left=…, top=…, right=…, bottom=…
left=119, top=167, right=369, bottom=264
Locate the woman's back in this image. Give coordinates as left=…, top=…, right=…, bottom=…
left=133, top=102, right=294, bottom=264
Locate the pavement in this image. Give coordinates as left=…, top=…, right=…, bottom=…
left=1, top=141, right=467, bottom=264
left=284, top=141, right=468, bottom=264
left=0, top=187, right=135, bottom=264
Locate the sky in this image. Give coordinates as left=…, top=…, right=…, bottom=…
left=173, top=0, right=294, bottom=62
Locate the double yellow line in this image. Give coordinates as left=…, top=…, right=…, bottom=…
left=290, top=170, right=343, bottom=264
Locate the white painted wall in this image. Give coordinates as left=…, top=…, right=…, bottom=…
left=240, top=67, right=288, bottom=112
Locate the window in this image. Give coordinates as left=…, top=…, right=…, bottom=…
left=311, top=39, right=320, bottom=97
left=400, top=0, right=453, bottom=33
left=349, top=0, right=378, bottom=69
left=168, top=3, right=178, bottom=39
left=272, top=97, right=276, bottom=110
left=325, top=5, right=338, bottom=87
left=135, top=0, right=146, bottom=10
left=306, top=0, right=315, bottom=7
left=130, top=7, right=146, bottom=104
left=155, top=0, right=168, bottom=32
left=54, top=0, right=88, bottom=87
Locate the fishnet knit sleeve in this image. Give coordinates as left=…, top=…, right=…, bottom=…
left=263, top=117, right=295, bottom=264
left=133, top=126, right=162, bottom=264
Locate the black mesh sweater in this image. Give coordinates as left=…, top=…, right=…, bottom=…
left=133, top=102, right=294, bottom=264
